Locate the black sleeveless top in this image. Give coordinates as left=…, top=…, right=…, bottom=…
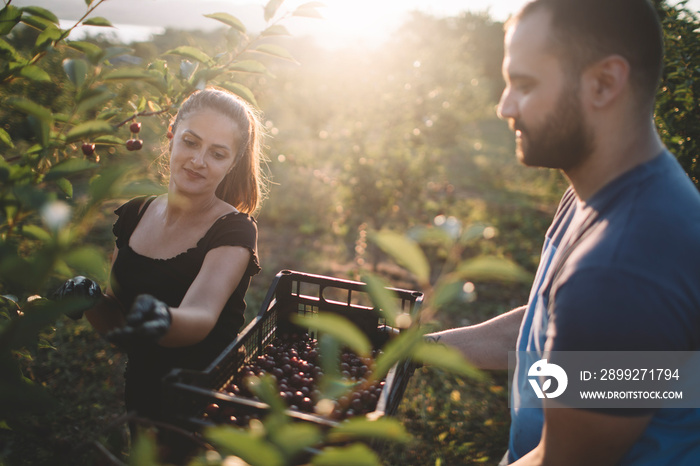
left=110, top=195, right=260, bottom=418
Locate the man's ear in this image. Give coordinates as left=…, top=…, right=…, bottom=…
left=582, top=55, right=630, bottom=109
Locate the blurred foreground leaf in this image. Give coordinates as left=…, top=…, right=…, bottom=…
left=411, top=341, right=485, bottom=381
left=312, top=443, right=381, bottom=466
left=456, top=256, right=532, bottom=283
left=292, top=313, right=371, bottom=357
left=327, top=417, right=410, bottom=444
left=362, top=273, right=400, bottom=326
left=369, top=230, right=430, bottom=284
left=207, top=426, right=285, bottom=466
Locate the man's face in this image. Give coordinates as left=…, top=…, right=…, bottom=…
left=498, top=9, right=594, bottom=171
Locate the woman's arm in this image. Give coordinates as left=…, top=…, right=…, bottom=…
left=157, top=245, right=251, bottom=347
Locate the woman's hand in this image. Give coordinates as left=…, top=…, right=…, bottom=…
left=107, top=294, right=172, bottom=345
left=53, top=276, right=102, bottom=320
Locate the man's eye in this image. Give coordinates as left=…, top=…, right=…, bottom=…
left=513, top=81, right=534, bottom=93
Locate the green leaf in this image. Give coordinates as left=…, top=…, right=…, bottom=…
left=219, top=82, right=258, bottom=107
left=373, top=328, right=423, bottom=381
left=65, top=40, right=104, bottom=64
left=431, top=279, right=464, bottom=310
left=65, top=246, right=107, bottom=280
left=130, top=429, right=158, bottom=466
left=34, top=24, right=62, bottom=49
left=19, top=65, right=51, bottom=83
left=88, top=165, right=130, bottom=206
left=6, top=97, right=53, bottom=125
left=82, top=17, right=113, bottom=27
left=20, top=6, right=59, bottom=24
left=229, top=60, right=268, bottom=74
left=298, top=1, right=326, bottom=7
left=20, top=224, right=51, bottom=242
left=8, top=98, right=52, bottom=146
left=76, top=90, right=115, bottom=114
left=291, top=313, right=371, bottom=357
left=93, top=135, right=124, bottom=145
left=20, top=14, right=53, bottom=31
left=362, top=273, right=400, bottom=326
left=62, top=58, right=88, bottom=88
left=65, top=120, right=114, bottom=143
left=0, top=127, right=14, bottom=148
left=55, top=178, right=73, bottom=198
left=136, top=95, right=147, bottom=113
left=369, top=230, right=431, bottom=284
left=293, top=4, right=325, bottom=19
left=411, top=341, right=486, bottom=380
left=264, top=0, right=285, bottom=22
left=165, top=46, right=212, bottom=64
left=327, top=417, right=410, bottom=444
left=407, top=225, right=453, bottom=248
left=206, top=426, right=285, bottom=466
left=246, top=375, right=286, bottom=413
left=204, top=13, right=246, bottom=33
left=455, top=256, right=532, bottom=283
left=312, top=443, right=382, bottom=466
left=254, top=44, right=299, bottom=64
left=261, top=24, right=290, bottom=37
left=0, top=6, right=22, bottom=35
left=102, top=67, right=155, bottom=81
left=0, top=38, right=19, bottom=60
left=460, top=223, right=489, bottom=243
left=102, top=46, right=132, bottom=62
left=45, top=158, right=97, bottom=181
left=271, top=423, right=322, bottom=458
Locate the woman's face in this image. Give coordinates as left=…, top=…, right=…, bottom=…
left=169, top=108, right=241, bottom=198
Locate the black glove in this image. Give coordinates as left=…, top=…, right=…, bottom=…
left=106, top=294, right=172, bottom=346
left=53, top=276, right=102, bottom=320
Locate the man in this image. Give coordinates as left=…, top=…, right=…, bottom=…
left=430, top=0, right=700, bottom=464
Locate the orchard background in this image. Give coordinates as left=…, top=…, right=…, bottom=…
left=0, top=0, right=697, bottom=465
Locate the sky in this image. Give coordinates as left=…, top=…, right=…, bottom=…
left=14, top=0, right=700, bottom=47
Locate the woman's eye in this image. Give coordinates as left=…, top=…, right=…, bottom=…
left=184, top=139, right=197, bottom=147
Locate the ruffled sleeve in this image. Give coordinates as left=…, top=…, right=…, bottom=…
left=204, top=212, right=261, bottom=276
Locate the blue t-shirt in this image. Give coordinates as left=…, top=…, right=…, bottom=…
left=509, top=151, right=700, bottom=464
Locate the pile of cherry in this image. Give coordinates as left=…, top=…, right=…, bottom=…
left=202, top=333, right=386, bottom=426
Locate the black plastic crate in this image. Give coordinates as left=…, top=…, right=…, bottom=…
left=162, top=269, right=424, bottom=431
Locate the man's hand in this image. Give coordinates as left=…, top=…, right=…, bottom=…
left=53, top=276, right=102, bottom=320
left=106, top=294, right=171, bottom=346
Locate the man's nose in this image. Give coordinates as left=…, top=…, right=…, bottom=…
left=497, top=86, right=518, bottom=121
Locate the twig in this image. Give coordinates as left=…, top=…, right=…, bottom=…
left=113, top=108, right=172, bottom=129
left=91, top=440, right=128, bottom=466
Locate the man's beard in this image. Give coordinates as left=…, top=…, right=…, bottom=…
left=514, top=84, right=595, bottom=171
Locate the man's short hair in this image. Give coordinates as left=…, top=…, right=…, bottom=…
left=509, top=0, right=664, bottom=108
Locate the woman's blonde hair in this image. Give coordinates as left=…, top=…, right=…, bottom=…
left=170, top=87, right=267, bottom=215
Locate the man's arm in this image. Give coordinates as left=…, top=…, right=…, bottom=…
left=512, top=404, right=653, bottom=466
left=427, top=305, right=526, bottom=370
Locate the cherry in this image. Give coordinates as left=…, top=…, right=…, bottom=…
left=210, top=332, right=389, bottom=423
left=81, top=142, right=95, bottom=157
left=130, top=122, right=141, bottom=134
left=126, top=139, right=143, bottom=151
left=204, top=403, right=220, bottom=418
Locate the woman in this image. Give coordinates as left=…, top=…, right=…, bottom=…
left=56, top=88, right=265, bottom=429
